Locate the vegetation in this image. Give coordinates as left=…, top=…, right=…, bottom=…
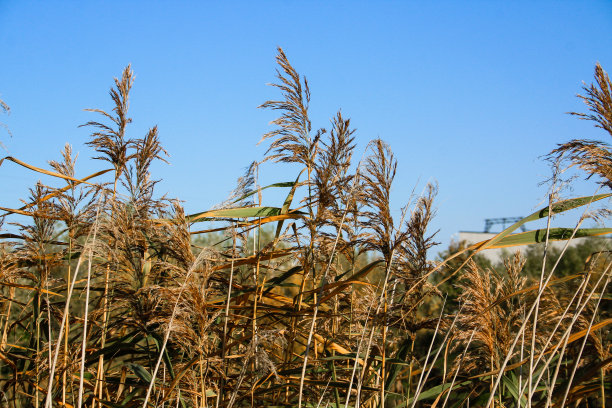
left=0, top=49, right=610, bottom=407
left=0, top=95, right=9, bottom=145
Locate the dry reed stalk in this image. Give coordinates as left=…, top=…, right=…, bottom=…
left=506, top=222, right=611, bottom=404
left=297, top=155, right=362, bottom=408
left=484, top=197, right=601, bottom=408
left=410, top=296, right=447, bottom=408
left=142, top=248, right=208, bottom=407
left=528, top=189, right=555, bottom=408
left=411, top=299, right=464, bottom=408
left=78, top=239, right=95, bottom=408
left=44, top=212, right=99, bottom=408
left=525, top=270, right=593, bottom=392
left=81, top=65, right=134, bottom=408
left=353, top=257, right=399, bottom=405
left=217, top=232, right=237, bottom=408
left=550, top=264, right=610, bottom=406
left=440, top=329, right=476, bottom=408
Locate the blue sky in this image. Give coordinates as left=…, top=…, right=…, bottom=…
left=1, top=1, right=611, bottom=249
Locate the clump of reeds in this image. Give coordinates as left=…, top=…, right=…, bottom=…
left=0, top=50, right=609, bottom=408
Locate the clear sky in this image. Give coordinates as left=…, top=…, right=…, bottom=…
left=1, top=1, right=611, bottom=250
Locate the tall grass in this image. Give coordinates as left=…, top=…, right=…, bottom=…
left=0, top=50, right=610, bottom=407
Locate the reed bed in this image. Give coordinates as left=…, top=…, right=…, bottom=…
left=0, top=50, right=610, bottom=407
